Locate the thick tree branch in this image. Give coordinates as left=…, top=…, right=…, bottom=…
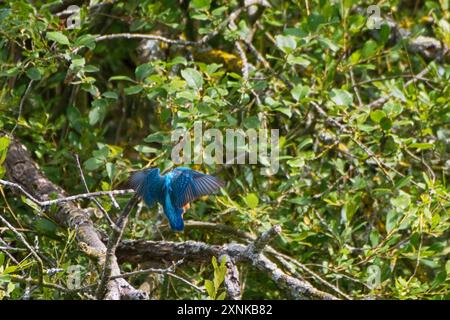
left=95, top=193, right=140, bottom=299
left=3, top=135, right=147, bottom=300
left=116, top=237, right=337, bottom=300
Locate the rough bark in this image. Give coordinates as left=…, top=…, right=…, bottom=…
left=116, top=239, right=337, bottom=300
left=3, top=135, right=147, bottom=300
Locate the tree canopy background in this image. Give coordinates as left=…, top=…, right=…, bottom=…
left=0, top=0, right=449, bottom=300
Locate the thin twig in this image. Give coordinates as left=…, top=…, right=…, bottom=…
left=95, top=193, right=140, bottom=299
left=235, top=41, right=249, bottom=82
left=0, top=246, right=27, bottom=251
left=93, top=1, right=267, bottom=49
left=11, top=80, right=33, bottom=135
left=10, top=274, right=68, bottom=292
left=246, top=224, right=282, bottom=255
left=166, top=272, right=205, bottom=293
left=111, top=259, right=184, bottom=280
left=365, top=61, right=436, bottom=109
left=0, top=237, right=21, bottom=264
left=350, top=69, right=363, bottom=107
left=74, top=154, right=118, bottom=230
left=0, top=179, right=133, bottom=206
left=0, top=214, right=44, bottom=286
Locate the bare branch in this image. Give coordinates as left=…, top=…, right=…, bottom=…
left=167, top=272, right=205, bottom=293
left=74, top=154, right=117, bottom=230
left=110, top=259, right=184, bottom=280
left=116, top=231, right=338, bottom=300
left=10, top=274, right=68, bottom=293
left=11, top=80, right=33, bottom=135
left=0, top=179, right=133, bottom=207
left=0, top=214, right=44, bottom=286
left=246, top=224, right=282, bottom=255
left=95, top=193, right=140, bottom=299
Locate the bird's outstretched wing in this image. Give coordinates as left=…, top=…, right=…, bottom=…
left=170, top=167, right=224, bottom=208
left=129, top=168, right=164, bottom=207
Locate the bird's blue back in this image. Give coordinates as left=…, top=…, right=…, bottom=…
left=129, top=168, right=164, bottom=207
left=162, top=171, right=185, bottom=231
left=130, top=166, right=224, bottom=232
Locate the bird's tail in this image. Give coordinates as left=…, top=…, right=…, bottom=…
left=163, top=205, right=185, bottom=232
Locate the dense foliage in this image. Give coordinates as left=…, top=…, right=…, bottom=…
left=0, top=0, right=449, bottom=300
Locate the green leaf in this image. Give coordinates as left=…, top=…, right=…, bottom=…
left=134, top=145, right=159, bottom=154
left=211, top=256, right=218, bottom=270
left=89, top=107, right=102, bottom=126
left=84, top=157, right=103, bottom=171
left=135, top=63, right=154, bottom=81
left=380, top=117, right=392, bottom=130
left=70, top=57, right=85, bottom=70
left=318, top=37, right=340, bottom=52
left=26, top=67, right=41, bottom=81
left=379, top=24, right=391, bottom=44
left=216, top=292, right=226, bottom=300
left=409, top=142, right=434, bottom=150
left=204, top=279, right=215, bottom=299
left=46, top=31, right=70, bottom=46
left=330, top=89, right=353, bottom=106
left=198, top=103, right=216, bottom=115
left=106, top=162, right=116, bottom=181
left=343, top=193, right=361, bottom=223
left=361, top=40, right=378, bottom=58
left=391, top=193, right=411, bottom=210
left=275, top=35, right=297, bottom=54
left=244, top=193, right=259, bottom=209
left=291, top=84, right=310, bottom=101
left=181, top=68, right=203, bottom=90
left=191, top=0, right=211, bottom=10
left=93, top=147, right=110, bottom=160
left=144, top=132, right=165, bottom=143
left=169, top=56, right=187, bottom=66
left=386, top=210, right=401, bottom=233
left=287, top=54, right=310, bottom=67
left=102, top=91, right=118, bottom=100
left=383, top=102, right=403, bottom=118
left=84, top=65, right=99, bottom=73
left=370, top=110, right=387, bottom=123
left=275, top=107, right=292, bottom=118
left=395, top=176, right=412, bottom=189
left=74, top=34, right=97, bottom=49
left=0, top=136, right=10, bottom=165
left=243, top=116, right=260, bottom=129
left=33, top=218, right=58, bottom=237
left=124, top=85, right=143, bottom=95
left=109, top=75, right=135, bottom=82
left=89, top=99, right=108, bottom=125
left=431, top=271, right=447, bottom=289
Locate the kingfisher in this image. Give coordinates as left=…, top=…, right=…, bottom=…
left=129, top=167, right=224, bottom=231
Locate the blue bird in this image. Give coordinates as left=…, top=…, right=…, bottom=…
left=129, top=167, right=224, bottom=231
